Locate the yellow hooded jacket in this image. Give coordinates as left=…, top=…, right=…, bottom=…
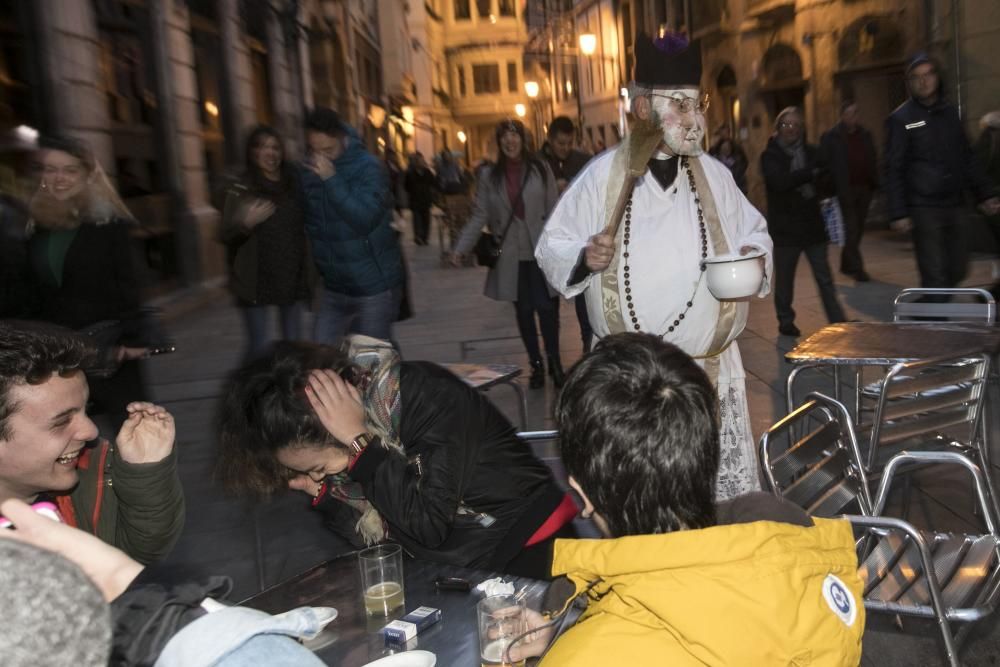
left=542, top=518, right=863, bottom=666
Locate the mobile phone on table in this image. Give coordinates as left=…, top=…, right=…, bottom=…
left=0, top=501, right=64, bottom=529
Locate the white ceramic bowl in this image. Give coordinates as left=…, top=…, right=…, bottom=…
left=702, top=251, right=765, bottom=299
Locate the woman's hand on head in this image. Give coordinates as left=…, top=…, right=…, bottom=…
left=305, top=369, right=368, bottom=445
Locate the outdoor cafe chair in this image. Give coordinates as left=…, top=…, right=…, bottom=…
left=760, top=395, right=1000, bottom=667
left=893, top=287, right=996, bottom=323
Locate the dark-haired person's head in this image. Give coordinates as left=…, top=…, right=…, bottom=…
left=305, top=107, right=348, bottom=164
left=547, top=116, right=576, bottom=160
left=839, top=100, right=859, bottom=130
left=555, top=333, right=719, bottom=537
left=216, top=341, right=358, bottom=497
left=244, top=125, right=285, bottom=180
left=0, top=322, right=99, bottom=502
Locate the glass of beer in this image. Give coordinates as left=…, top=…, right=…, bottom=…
left=478, top=594, right=527, bottom=667
left=359, top=544, right=405, bottom=616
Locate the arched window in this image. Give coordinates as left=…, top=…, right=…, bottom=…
left=761, top=44, right=802, bottom=89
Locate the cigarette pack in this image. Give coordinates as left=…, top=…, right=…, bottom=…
left=382, top=606, right=442, bottom=644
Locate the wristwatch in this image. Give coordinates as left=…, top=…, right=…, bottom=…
left=348, top=432, right=375, bottom=458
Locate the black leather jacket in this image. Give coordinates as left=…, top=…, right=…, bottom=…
left=884, top=96, right=995, bottom=220
left=315, top=361, right=565, bottom=570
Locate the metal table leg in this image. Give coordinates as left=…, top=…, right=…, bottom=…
left=504, top=379, right=529, bottom=431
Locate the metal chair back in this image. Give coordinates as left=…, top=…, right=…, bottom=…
left=759, top=393, right=873, bottom=517
left=893, top=287, right=996, bottom=323
left=865, top=353, right=991, bottom=472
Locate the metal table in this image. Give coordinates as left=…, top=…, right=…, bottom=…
left=784, top=322, right=1000, bottom=416
left=242, top=553, right=548, bottom=667
left=443, top=362, right=528, bottom=430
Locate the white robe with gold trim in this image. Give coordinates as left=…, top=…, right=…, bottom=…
left=535, top=151, right=774, bottom=499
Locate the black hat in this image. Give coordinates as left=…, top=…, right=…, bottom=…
left=633, top=32, right=702, bottom=88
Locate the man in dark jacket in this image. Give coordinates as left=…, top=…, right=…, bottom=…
left=0, top=321, right=184, bottom=564
left=404, top=152, right=436, bottom=246
left=302, top=108, right=404, bottom=343
left=821, top=101, right=878, bottom=282
left=762, top=107, right=846, bottom=337
left=538, top=116, right=594, bottom=353
left=884, top=54, right=999, bottom=294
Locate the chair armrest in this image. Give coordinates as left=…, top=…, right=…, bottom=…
left=871, top=451, right=998, bottom=534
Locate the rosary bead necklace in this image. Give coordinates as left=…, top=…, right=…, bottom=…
left=622, top=156, right=708, bottom=335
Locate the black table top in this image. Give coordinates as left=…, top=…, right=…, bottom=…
left=785, top=321, right=1000, bottom=366
left=242, top=553, right=548, bottom=666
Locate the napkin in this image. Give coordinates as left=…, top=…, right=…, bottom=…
left=476, top=577, right=515, bottom=597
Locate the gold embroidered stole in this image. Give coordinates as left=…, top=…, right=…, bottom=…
left=600, top=151, right=740, bottom=384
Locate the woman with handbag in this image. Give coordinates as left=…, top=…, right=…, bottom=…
left=21, top=135, right=152, bottom=425
left=453, top=120, right=564, bottom=389
left=219, top=125, right=311, bottom=362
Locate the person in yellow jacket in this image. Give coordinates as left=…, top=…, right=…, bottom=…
left=511, top=333, right=863, bottom=666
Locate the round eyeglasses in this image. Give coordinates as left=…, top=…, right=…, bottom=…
left=650, top=92, right=711, bottom=115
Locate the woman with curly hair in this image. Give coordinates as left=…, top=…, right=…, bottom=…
left=216, top=338, right=577, bottom=577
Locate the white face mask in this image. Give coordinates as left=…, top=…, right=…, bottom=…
left=649, top=87, right=706, bottom=157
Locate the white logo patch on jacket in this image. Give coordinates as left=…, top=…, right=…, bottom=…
left=822, top=574, right=858, bottom=627
left=905, top=120, right=927, bottom=130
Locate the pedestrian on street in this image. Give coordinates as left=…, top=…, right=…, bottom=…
left=884, top=53, right=1000, bottom=296
left=762, top=107, right=847, bottom=337
left=974, top=111, right=1000, bottom=300
left=535, top=33, right=773, bottom=500
left=219, top=125, right=311, bottom=362
left=821, top=101, right=878, bottom=282
left=538, top=116, right=594, bottom=353
left=404, top=152, right=436, bottom=246
left=301, top=108, right=405, bottom=344
left=709, top=125, right=748, bottom=193
left=21, top=135, right=154, bottom=425
left=453, top=119, right=565, bottom=389
left=217, top=339, right=576, bottom=578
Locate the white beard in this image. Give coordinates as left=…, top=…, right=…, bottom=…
left=651, top=88, right=706, bottom=156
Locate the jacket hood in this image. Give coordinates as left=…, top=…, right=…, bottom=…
left=550, top=518, right=863, bottom=665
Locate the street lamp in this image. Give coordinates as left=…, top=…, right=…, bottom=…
left=514, top=103, right=527, bottom=118
left=524, top=81, right=541, bottom=143
left=575, top=33, right=597, bottom=145
left=457, top=130, right=469, bottom=167
left=457, top=130, right=467, bottom=144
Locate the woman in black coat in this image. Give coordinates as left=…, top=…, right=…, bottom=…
left=220, top=126, right=310, bottom=362
left=761, top=108, right=847, bottom=337
left=23, top=136, right=149, bottom=424
left=216, top=339, right=576, bottom=578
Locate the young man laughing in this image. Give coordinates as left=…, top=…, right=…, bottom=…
left=0, top=321, right=183, bottom=563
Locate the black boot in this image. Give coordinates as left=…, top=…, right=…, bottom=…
left=548, top=355, right=566, bottom=388
left=581, top=333, right=593, bottom=355
left=529, top=359, right=545, bottom=389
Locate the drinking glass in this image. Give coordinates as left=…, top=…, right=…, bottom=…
left=477, top=594, right=527, bottom=667
left=359, top=544, right=405, bottom=616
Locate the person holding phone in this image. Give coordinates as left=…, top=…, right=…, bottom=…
left=0, top=321, right=184, bottom=564
left=216, top=337, right=576, bottom=578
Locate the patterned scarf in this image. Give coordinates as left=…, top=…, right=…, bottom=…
left=323, top=335, right=403, bottom=545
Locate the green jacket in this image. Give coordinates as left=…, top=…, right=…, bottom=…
left=57, top=439, right=184, bottom=565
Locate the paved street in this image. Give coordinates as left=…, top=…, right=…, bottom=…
left=141, top=214, right=999, bottom=666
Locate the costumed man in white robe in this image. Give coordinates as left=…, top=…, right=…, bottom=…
left=536, top=32, right=774, bottom=499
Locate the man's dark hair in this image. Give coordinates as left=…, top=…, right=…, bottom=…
left=0, top=321, right=94, bottom=440
left=216, top=341, right=354, bottom=496
left=304, top=107, right=347, bottom=138
left=839, top=99, right=857, bottom=115
left=548, top=116, right=575, bottom=139
left=555, top=333, right=719, bottom=536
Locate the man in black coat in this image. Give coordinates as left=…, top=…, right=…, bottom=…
left=762, top=107, right=846, bottom=337
left=404, top=152, right=436, bottom=246
left=538, top=116, right=594, bottom=352
left=885, top=53, right=999, bottom=294
left=821, top=101, right=878, bottom=282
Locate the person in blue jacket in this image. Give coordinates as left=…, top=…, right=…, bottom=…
left=301, top=108, right=404, bottom=343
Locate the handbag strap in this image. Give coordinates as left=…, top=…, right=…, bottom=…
left=495, top=164, right=532, bottom=244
